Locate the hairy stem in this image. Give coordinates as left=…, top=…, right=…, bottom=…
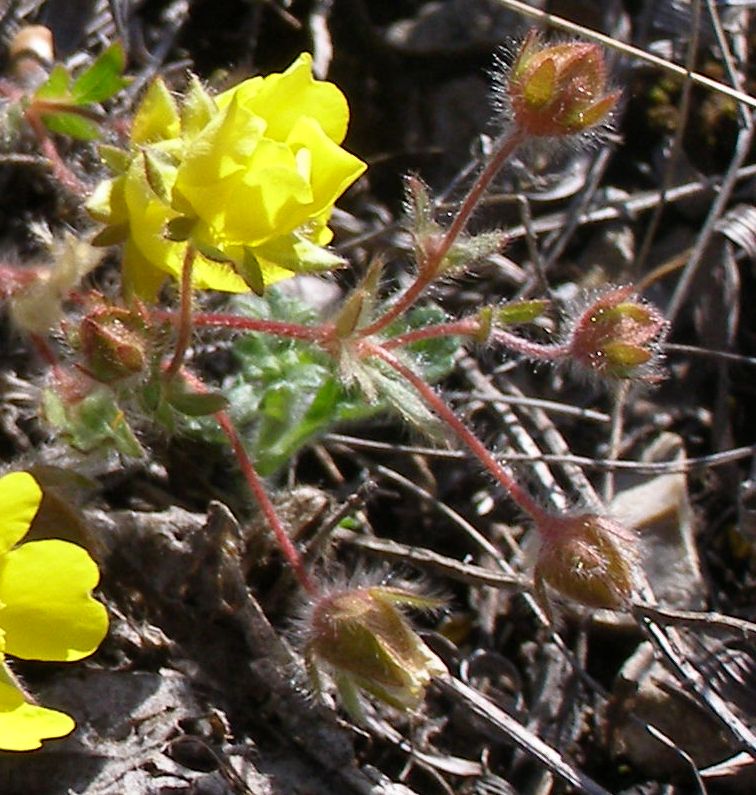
left=181, top=367, right=319, bottom=596
left=491, top=329, right=568, bottom=361
left=165, top=246, right=197, bottom=379
left=165, top=311, right=335, bottom=344
left=382, top=318, right=481, bottom=350
left=365, top=342, right=550, bottom=525
left=359, top=128, right=526, bottom=339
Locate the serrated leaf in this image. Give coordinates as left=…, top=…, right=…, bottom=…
left=35, top=64, right=71, bottom=101
left=71, top=43, right=128, bottom=105
left=41, top=111, right=101, bottom=141
left=43, top=388, right=143, bottom=457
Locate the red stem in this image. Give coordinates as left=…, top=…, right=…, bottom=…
left=165, top=246, right=196, bottom=379
left=364, top=342, right=550, bottom=525
left=358, top=128, right=526, bottom=339
left=491, top=329, right=568, bottom=361
left=25, top=108, right=88, bottom=195
left=155, top=310, right=335, bottom=345
left=181, top=368, right=319, bottom=596
left=382, top=318, right=481, bottom=350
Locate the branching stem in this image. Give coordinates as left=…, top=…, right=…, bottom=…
left=358, top=127, right=526, bottom=338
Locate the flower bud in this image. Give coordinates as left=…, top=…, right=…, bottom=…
left=566, top=286, right=667, bottom=380
left=507, top=30, right=620, bottom=137
left=79, top=304, right=150, bottom=384
left=304, top=585, right=447, bottom=719
left=534, top=512, right=637, bottom=610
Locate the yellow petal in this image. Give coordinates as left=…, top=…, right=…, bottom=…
left=0, top=661, right=74, bottom=751
left=123, top=155, right=183, bottom=292
left=192, top=252, right=249, bottom=292
left=121, top=239, right=170, bottom=300
left=286, top=115, right=366, bottom=217
left=0, top=473, right=41, bottom=556
left=220, top=53, right=350, bottom=143
left=0, top=540, right=108, bottom=661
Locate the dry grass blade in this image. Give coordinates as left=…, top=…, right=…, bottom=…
left=437, top=676, right=613, bottom=795
left=493, top=0, right=756, bottom=109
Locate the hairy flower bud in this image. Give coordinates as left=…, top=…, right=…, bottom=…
left=507, top=30, right=620, bottom=138
left=79, top=304, right=150, bottom=383
left=566, top=286, right=667, bottom=381
left=534, top=512, right=637, bottom=610
left=303, top=584, right=446, bottom=720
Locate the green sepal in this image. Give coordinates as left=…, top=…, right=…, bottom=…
left=91, top=223, right=129, bottom=247
left=165, top=381, right=229, bottom=416
left=237, top=248, right=265, bottom=295
left=181, top=74, right=216, bottom=137
left=164, top=216, right=197, bottom=242
left=496, top=299, right=549, bottom=325
left=98, top=144, right=131, bottom=174
left=141, top=148, right=173, bottom=202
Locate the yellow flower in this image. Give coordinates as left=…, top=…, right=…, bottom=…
left=88, top=53, right=367, bottom=298
left=0, top=472, right=108, bottom=750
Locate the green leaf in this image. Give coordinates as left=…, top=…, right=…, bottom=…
left=71, top=43, right=128, bottom=105
left=43, top=388, right=143, bottom=457
left=41, top=112, right=101, bottom=141
left=35, top=65, right=71, bottom=101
